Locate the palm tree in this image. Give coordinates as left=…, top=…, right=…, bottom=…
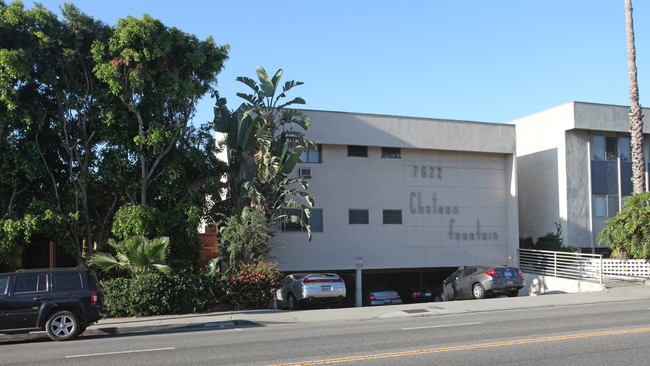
left=626, top=0, right=645, bottom=194
left=90, top=236, right=171, bottom=276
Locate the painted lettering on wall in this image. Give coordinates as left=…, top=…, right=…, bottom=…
left=409, top=190, right=498, bottom=242
left=409, top=192, right=458, bottom=215
left=448, top=219, right=497, bottom=241
left=411, top=165, right=442, bottom=179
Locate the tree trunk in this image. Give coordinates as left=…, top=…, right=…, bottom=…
left=626, top=0, right=646, bottom=195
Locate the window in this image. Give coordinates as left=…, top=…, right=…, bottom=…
left=280, top=208, right=323, bottom=232
left=383, top=209, right=402, bottom=224
left=348, top=145, right=368, bottom=157
left=301, top=144, right=322, bottom=163
left=53, top=272, right=82, bottom=290
left=349, top=209, right=369, bottom=224
left=618, top=137, right=631, bottom=161
left=592, top=135, right=630, bottom=161
left=594, top=195, right=619, bottom=218
left=14, top=274, right=47, bottom=293
left=0, top=276, right=7, bottom=295
left=381, top=147, right=401, bottom=159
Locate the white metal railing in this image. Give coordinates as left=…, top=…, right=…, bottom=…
left=518, top=248, right=603, bottom=284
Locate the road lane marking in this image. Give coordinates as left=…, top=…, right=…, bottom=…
left=66, top=347, right=175, bottom=358
left=402, top=322, right=482, bottom=331
left=268, top=327, right=650, bottom=366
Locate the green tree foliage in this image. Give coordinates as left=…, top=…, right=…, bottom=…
left=214, top=66, right=314, bottom=270
left=519, top=223, right=575, bottom=252
left=90, top=236, right=171, bottom=276
left=0, top=2, right=229, bottom=269
left=92, top=14, right=229, bottom=207
left=218, top=207, right=272, bottom=271
left=598, top=192, right=650, bottom=259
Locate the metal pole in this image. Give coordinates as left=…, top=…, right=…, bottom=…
left=355, top=268, right=362, bottom=307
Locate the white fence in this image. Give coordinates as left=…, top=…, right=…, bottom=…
left=519, top=248, right=650, bottom=283
left=519, top=249, right=603, bottom=284
left=602, top=259, right=650, bottom=279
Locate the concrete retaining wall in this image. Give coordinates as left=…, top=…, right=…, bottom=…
left=522, top=273, right=605, bottom=296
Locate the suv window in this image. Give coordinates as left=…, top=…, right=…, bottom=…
left=0, top=276, right=7, bottom=295
left=53, top=272, right=83, bottom=290
left=14, top=274, right=47, bottom=293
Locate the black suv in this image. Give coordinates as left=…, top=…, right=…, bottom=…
left=0, top=268, right=106, bottom=341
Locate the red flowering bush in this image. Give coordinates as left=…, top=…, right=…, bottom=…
left=225, top=261, right=281, bottom=309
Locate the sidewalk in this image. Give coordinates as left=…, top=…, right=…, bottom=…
left=84, top=281, right=650, bottom=337
left=3, top=281, right=649, bottom=342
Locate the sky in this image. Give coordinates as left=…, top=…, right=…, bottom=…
left=26, top=0, right=650, bottom=126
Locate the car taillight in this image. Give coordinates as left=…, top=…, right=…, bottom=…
left=90, top=290, right=98, bottom=305
left=412, top=291, right=421, bottom=298
left=517, top=269, right=522, bottom=277
left=396, top=294, right=401, bottom=299
left=303, top=277, right=343, bottom=283
left=485, top=269, right=499, bottom=278
left=368, top=294, right=377, bottom=301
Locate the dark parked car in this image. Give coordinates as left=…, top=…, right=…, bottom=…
left=363, top=283, right=403, bottom=306
left=395, top=282, right=439, bottom=303
left=0, top=268, right=107, bottom=341
left=437, top=265, right=525, bottom=300
left=276, top=273, right=346, bottom=310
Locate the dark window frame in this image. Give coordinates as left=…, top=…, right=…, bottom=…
left=347, top=145, right=368, bottom=157
left=381, top=147, right=401, bottom=159
left=382, top=209, right=403, bottom=224
left=349, top=209, right=369, bottom=224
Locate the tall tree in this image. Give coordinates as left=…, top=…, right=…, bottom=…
left=214, top=66, right=314, bottom=270
left=92, top=14, right=229, bottom=207
left=625, top=0, right=645, bottom=194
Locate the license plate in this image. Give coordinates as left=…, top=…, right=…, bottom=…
left=321, top=285, right=332, bottom=291
left=506, top=281, right=514, bottom=285
left=505, top=271, right=513, bottom=277
left=384, top=300, right=391, bottom=304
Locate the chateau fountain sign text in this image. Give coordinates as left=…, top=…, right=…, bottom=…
left=408, top=165, right=498, bottom=241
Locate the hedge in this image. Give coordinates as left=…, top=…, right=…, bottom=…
left=101, top=262, right=280, bottom=317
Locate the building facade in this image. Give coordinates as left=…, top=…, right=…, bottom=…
left=511, top=102, right=650, bottom=252
left=271, top=110, right=519, bottom=275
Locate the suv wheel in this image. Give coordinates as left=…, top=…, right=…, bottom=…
left=287, top=294, right=300, bottom=310
left=46, top=311, right=80, bottom=341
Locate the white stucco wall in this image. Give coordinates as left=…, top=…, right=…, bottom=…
left=509, top=102, right=575, bottom=242
left=271, top=111, right=518, bottom=272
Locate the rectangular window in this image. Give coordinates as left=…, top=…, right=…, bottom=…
left=0, top=276, right=8, bottom=295
left=280, top=208, right=323, bottom=232
left=607, top=195, right=619, bottom=217
left=347, top=145, right=368, bottom=157
left=349, top=209, right=369, bottom=224
left=592, top=136, right=605, bottom=161
left=301, top=144, right=322, bottom=163
left=381, top=147, right=401, bottom=159
left=383, top=209, right=402, bottom=224
left=53, top=272, right=82, bottom=290
left=594, top=195, right=619, bottom=218
left=281, top=208, right=304, bottom=232
left=310, top=209, right=324, bottom=232
left=605, top=136, right=617, bottom=161
left=14, top=274, right=47, bottom=293
left=618, top=137, right=631, bottom=161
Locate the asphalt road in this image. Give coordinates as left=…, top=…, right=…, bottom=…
left=2, top=299, right=650, bottom=365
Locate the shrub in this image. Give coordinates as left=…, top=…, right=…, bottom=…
left=101, top=262, right=281, bottom=316
left=102, top=271, right=224, bottom=317
left=225, top=262, right=281, bottom=310
left=598, top=192, right=650, bottom=259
